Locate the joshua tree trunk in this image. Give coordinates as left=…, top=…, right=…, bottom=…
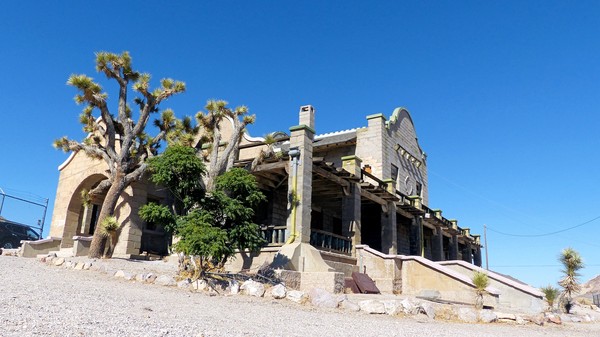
left=88, top=172, right=126, bottom=258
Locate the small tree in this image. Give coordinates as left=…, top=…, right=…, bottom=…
left=139, top=145, right=266, bottom=279
left=558, top=247, right=584, bottom=313
left=541, top=285, right=560, bottom=311
left=472, top=271, right=490, bottom=310
left=54, top=51, right=185, bottom=258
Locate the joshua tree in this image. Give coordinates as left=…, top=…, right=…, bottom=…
left=195, top=100, right=255, bottom=191
left=541, top=285, right=560, bottom=311
left=54, top=51, right=185, bottom=258
left=472, top=271, right=490, bottom=310
left=558, top=247, right=584, bottom=313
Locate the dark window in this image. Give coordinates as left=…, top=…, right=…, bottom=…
left=391, top=164, right=399, bottom=183
left=416, top=182, right=422, bottom=197
left=311, top=210, right=323, bottom=230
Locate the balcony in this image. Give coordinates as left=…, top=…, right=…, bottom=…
left=310, top=229, right=352, bottom=255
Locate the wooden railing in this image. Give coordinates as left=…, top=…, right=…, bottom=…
left=260, top=225, right=287, bottom=246
left=310, top=229, right=352, bottom=255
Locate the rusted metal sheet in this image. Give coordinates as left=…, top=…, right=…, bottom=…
left=352, top=272, right=380, bottom=294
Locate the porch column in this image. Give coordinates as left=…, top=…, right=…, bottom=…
left=80, top=205, right=93, bottom=235
left=473, top=246, right=483, bottom=267
left=287, top=105, right=315, bottom=244
left=381, top=201, right=397, bottom=255
left=462, top=242, right=473, bottom=263
left=432, top=226, right=444, bottom=261
left=410, top=216, right=423, bottom=256
left=342, top=183, right=361, bottom=255
left=448, top=219, right=459, bottom=260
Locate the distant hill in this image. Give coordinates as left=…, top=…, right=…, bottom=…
left=579, top=275, right=600, bottom=297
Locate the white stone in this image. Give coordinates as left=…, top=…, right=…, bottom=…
left=114, top=270, right=126, bottom=278
left=478, top=309, right=497, bottom=323
left=177, top=279, right=191, bottom=288
left=457, top=308, right=477, bottom=323
left=400, top=298, right=417, bottom=315
left=144, top=273, right=157, bottom=283
left=358, top=300, right=386, bottom=314
left=155, top=275, right=176, bottom=286
left=74, top=262, right=85, bottom=270
left=286, top=290, right=306, bottom=303
left=309, top=288, right=338, bottom=308
left=83, top=262, right=92, bottom=270
left=270, top=284, right=286, bottom=299
left=53, top=258, right=65, bottom=266
left=193, top=279, right=208, bottom=291
left=240, top=280, right=265, bottom=297
left=228, top=280, right=240, bottom=295
left=340, top=300, right=360, bottom=312
left=418, top=302, right=436, bottom=319
left=382, top=300, right=403, bottom=316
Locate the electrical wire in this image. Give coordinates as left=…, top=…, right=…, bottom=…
left=486, top=215, right=600, bottom=237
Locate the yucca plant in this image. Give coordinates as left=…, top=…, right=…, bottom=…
left=558, top=247, right=584, bottom=313
left=541, top=285, right=559, bottom=310
left=99, top=216, right=120, bottom=258
left=472, top=271, right=490, bottom=309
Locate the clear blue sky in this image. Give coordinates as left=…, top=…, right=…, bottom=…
left=1, top=1, right=598, bottom=288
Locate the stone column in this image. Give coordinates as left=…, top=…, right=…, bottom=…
left=287, top=105, right=315, bottom=244
left=381, top=201, right=397, bottom=255
left=473, top=246, right=483, bottom=267
left=448, top=220, right=459, bottom=260
left=432, top=226, right=444, bottom=261
left=410, top=216, right=423, bottom=256
left=462, top=243, right=473, bottom=263
left=80, top=204, right=94, bottom=235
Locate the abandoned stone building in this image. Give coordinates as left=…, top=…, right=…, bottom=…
left=28, top=104, right=543, bottom=312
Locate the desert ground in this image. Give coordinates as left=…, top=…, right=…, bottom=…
left=1, top=255, right=599, bottom=337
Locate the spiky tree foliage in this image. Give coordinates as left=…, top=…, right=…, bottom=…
left=472, top=271, right=490, bottom=310
left=196, top=100, right=255, bottom=191
left=54, top=51, right=185, bottom=258
left=558, top=247, right=584, bottom=313
left=541, top=285, right=560, bottom=310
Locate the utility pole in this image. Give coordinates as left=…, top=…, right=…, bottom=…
left=484, top=224, right=489, bottom=270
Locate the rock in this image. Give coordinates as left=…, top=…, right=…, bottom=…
left=571, top=316, right=582, bottom=323
left=269, top=284, right=286, bottom=299
left=515, top=316, right=527, bottom=325
left=309, top=288, right=339, bottom=309
left=155, top=275, right=176, bottom=286
left=74, top=262, right=85, bottom=270
left=418, top=302, right=436, bottom=320
left=478, top=309, right=497, bottom=323
left=228, top=280, right=240, bottom=295
left=114, top=270, right=126, bottom=278
left=193, top=279, right=208, bottom=291
left=177, top=279, right=191, bottom=288
left=53, top=258, right=65, bottom=266
left=382, top=300, right=403, bottom=316
left=123, top=273, right=135, bottom=281
left=240, top=280, right=265, bottom=297
left=457, top=308, right=478, bottom=323
left=400, top=298, right=417, bottom=315
left=47, top=253, right=57, bottom=258
left=286, top=290, right=306, bottom=303
left=83, top=262, right=92, bottom=270
left=358, top=300, right=386, bottom=314
left=495, top=312, right=516, bottom=321
left=39, top=257, right=46, bottom=263
left=545, top=313, right=562, bottom=325
left=135, top=274, right=146, bottom=282
left=144, top=273, right=157, bottom=283
left=583, top=314, right=593, bottom=322
left=527, top=314, right=545, bottom=326
left=340, top=299, right=360, bottom=312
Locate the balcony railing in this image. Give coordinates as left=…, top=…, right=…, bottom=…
left=310, top=229, right=352, bottom=255
left=260, top=225, right=287, bottom=246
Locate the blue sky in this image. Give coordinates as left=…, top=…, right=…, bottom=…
left=0, top=1, right=598, bottom=288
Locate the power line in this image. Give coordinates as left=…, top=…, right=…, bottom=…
left=486, top=215, right=600, bottom=237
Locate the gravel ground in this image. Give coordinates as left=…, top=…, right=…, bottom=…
left=1, top=256, right=599, bottom=337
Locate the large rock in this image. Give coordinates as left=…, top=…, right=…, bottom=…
left=358, top=300, right=386, bottom=314
left=382, top=300, right=403, bottom=316
left=478, top=309, right=497, bottom=323
left=155, top=275, right=177, bottom=286
left=193, top=279, right=208, bottom=291
left=53, top=258, right=65, bottom=266
left=457, top=308, right=478, bottom=323
left=418, top=302, right=436, bottom=319
left=495, top=312, right=516, bottom=321
left=340, top=299, right=360, bottom=312
left=527, top=313, right=545, bottom=326
left=400, top=298, right=418, bottom=315
left=177, top=279, right=192, bottom=289
left=240, top=280, right=265, bottom=297
left=269, top=284, right=287, bottom=299
left=286, top=290, right=306, bottom=303
left=309, top=288, right=339, bottom=309
left=545, top=313, right=562, bottom=325
left=228, top=280, right=240, bottom=295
